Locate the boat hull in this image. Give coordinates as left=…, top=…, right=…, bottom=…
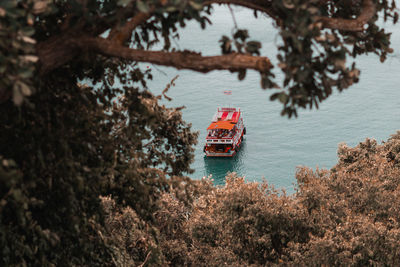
left=204, top=107, right=245, bottom=157
left=204, top=133, right=243, bottom=157
left=204, top=150, right=237, bottom=157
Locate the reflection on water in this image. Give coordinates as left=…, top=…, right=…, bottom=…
left=203, top=141, right=246, bottom=185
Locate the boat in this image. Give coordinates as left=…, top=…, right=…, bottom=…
left=204, top=107, right=246, bottom=157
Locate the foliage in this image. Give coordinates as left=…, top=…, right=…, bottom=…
left=106, top=132, right=400, bottom=266
left=0, top=0, right=38, bottom=105
left=0, top=71, right=197, bottom=265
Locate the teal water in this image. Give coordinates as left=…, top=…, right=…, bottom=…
left=145, top=6, right=400, bottom=191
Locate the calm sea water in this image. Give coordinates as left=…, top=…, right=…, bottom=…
left=144, top=6, right=400, bottom=192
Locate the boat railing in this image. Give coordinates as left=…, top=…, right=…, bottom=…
left=218, top=107, right=237, bottom=112
left=205, top=152, right=234, bottom=156
left=206, top=139, right=233, bottom=144
left=206, top=135, right=233, bottom=139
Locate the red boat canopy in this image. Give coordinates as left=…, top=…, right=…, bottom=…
left=207, top=121, right=235, bottom=130
left=230, top=112, right=239, bottom=123
left=220, top=112, right=228, bottom=121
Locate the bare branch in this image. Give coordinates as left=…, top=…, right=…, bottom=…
left=108, top=11, right=153, bottom=44
left=138, top=251, right=152, bottom=267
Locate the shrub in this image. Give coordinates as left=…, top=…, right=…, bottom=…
left=107, top=134, right=400, bottom=266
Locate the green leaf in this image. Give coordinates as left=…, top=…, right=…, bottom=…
left=12, top=189, right=22, bottom=201
left=247, top=41, right=261, bottom=49
left=117, top=0, right=131, bottom=6
left=282, top=0, right=295, bottom=9
left=233, top=29, right=249, bottom=41
left=12, top=84, right=23, bottom=105
left=278, top=93, right=288, bottom=104
left=2, top=0, right=17, bottom=10
left=165, top=6, right=178, bottom=13
left=270, top=92, right=280, bottom=101
left=136, top=0, right=148, bottom=12
left=17, top=81, right=32, bottom=96
left=238, top=70, right=246, bottom=81
left=18, top=67, right=33, bottom=79
left=21, top=27, right=35, bottom=36
left=189, top=1, right=203, bottom=10
left=246, top=41, right=261, bottom=55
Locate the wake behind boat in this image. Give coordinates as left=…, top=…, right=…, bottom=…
left=204, top=107, right=246, bottom=157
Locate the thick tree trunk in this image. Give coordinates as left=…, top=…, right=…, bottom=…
left=36, top=31, right=81, bottom=74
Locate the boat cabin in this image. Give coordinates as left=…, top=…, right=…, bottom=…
left=204, top=107, right=245, bottom=157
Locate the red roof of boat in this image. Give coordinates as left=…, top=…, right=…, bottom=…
left=220, top=112, right=228, bottom=121
left=207, top=121, right=235, bottom=130
left=231, top=111, right=239, bottom=123
left=207, top=108, right=241, bottom=130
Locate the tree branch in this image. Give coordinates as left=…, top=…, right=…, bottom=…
left=108, top=11, right=153, bottom=45
left=83, top=37, right=272, bottom=73
left=37, top=0, right=374, bottom=75
left=138, top=251, right=152, bottom=267
left=204, top=0, right=376, bottom=32
left=315, top=0, right=376, bottom=31
left=203, top=0, right=278, bottom=21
